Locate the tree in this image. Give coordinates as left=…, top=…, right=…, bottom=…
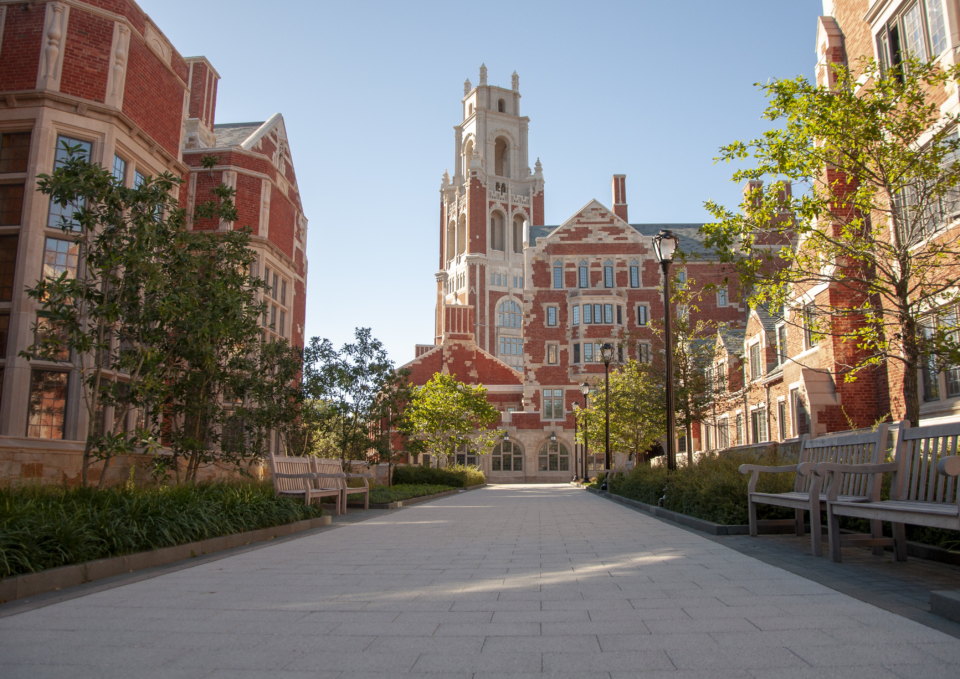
left=579, top=359, right=666, bottom=466
left=368, top=368, right=414, bottom=485
left=303, top=328, right=396, bottom=462
left=398, top=373, right=500, bottom=464
left=649, top=273, right=719, bottom=464
left=702, top=57, right=960, bottom=427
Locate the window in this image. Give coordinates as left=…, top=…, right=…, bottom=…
left=35, top=314, right=70, bottom=361
left=490, top=213, right=505, bottom=251
left=553, top=262, right=562, bottom=289
left=704, top=423, right=712, bottom=451
left=578, top=262, right=588, bottom=288
left=273, top=273, right=279, bottom=300
left=638, top=344, right=651, bottom=363
left=749, top=342, right=762, bottom=380
left=27, top=370, right=68, bottom=439
left=676, top=269, right=686, bottom=288
left=593, top=303, right=602, bottom=324
left=792, top=388, right=811, bottom=436
left=0, top=132, right=31, bottom=173
left=498, top=300, right=521, bottom=327
left=717, top=287, right=728, bottom=307
left=604, top=304, right=613, bottom=324
left=718, top=419, right=730, bottom=449
left=572, top=305, right=580, bottom=326
left=0, top=312, right=8, bottom=357
left=751, top=408, right=768, bottom=443
left=498, top=98, right=505, bottom=113
left=43, top=238, right=79, bottom=279
left=616, top=306, right=622, bottom=325
left=134, top=170, right=146, bottom=188
left=499, top=336, right=523, bottom=357
left=584, top=342, right=594, bottom=363
left=637, top=305, right=648, bottom=326
left=492, top=441, right=523, bottom=471
left=281, top=280, right=287, bottom=306
left=778, top=400, right=787, bottom=440
left=604, top=262, right=614, bottom=288
left=542, top=389, right=563, bottom=419
left=455, top=444, right=478, bottom=467
left=583, top=304, right=593, bottom=324
left=112, top=155, right=126, bottom=183
left=736, top=413, right=744, bottom=446
left=538, top=440, right=569, bottom=472
left=922, top=321, right=940, bottom=401
left=513, top=216, right=523, bottom=253
left=716, top=363, right=726, bottom=391
left=803, top=303, right=820, bottom=349
left=546, top=306, right=557, bottom=326
left=0, top=235, right=17, bottom=300
left=926, top=0, right=948, bottom=56
left=629, top=261, right=639, bottom=288
left=0, top=184, right=24, bottom=226
left=279, top=310, right=286, bottom=338
left=573, top=343, right=580, bottom=364
left=776, top=325, right=787, bottom=366
left=878, top=2, right=948, bottom=81
left=48, top=136, right=92, bottom=231
left=547, top=344, right=558, bottom=364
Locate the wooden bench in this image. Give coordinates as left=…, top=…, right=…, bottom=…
left=820, top=421, right=960, bottom=562
left=269, top=454, right=344, bottom=515
left=314, top=459, right=372, bottom=513
left=739, top=424, right=889, bottom=557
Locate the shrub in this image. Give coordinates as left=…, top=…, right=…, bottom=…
left=609, top=451, right=795, bottom=525
left=0, top=481, right=322, bottom=578
left=369, top=484, right=455, bottom=504
left=392, top=464, right=485, bottom=488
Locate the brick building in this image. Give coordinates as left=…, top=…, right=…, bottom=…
left=401, top=67, right=743, bottom=481
left=0, top=0, right=308, bottom=483
left=700, top=0, right=960, bottom=453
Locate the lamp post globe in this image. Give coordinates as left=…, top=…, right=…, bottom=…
left=653, top=229, right=680, bottom=472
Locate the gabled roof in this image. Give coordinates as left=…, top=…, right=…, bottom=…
left=751, top=304, right=783, bottom=335
left=213, top=112, right=287, bottom=152
left=717, top=325, right=746, bottom=351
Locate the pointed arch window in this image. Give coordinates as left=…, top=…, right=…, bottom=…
left=553, top=260, right=563, bottom=289
left=604, top=260, right=614, bottom=288
left=630, top=259, right=640, bottom=288
left=498, top=300, right=521, bottom=328
left=578, top=260, right=589, bottom=288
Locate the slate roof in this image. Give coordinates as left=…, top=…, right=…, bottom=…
left=213, top=122, right=264, bottom=148
left=529, top=222, right=712, bottom=258
left=752, top=304, right=783, bottom=335
left=717, top=326, right=746, bottom=351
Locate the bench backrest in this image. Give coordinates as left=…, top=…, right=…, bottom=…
left=270, top=454, right=312, bottom=494
left=796, top=423, right=889, bottom=497
left=893, top=421, right=960, bottom=506
left=313, top=458, right=345, bottom=490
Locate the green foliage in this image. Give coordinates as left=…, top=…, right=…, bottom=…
left=391, top=464, right=485, bottom=488
left=610, top=451, right=796, bottom=525
left=579, top=359, right=665, bottom=463
left=369, top=484, right=455, bottom=504
left=701, top=57, right=960, bottom=426
left=0, top=482, right=322, bottom=577
left=303, top=329, right=397, bottom=461
left=398, top=373, right=501, bottom=463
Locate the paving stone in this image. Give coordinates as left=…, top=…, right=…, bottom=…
left=2, top=484, right=959, bottom=677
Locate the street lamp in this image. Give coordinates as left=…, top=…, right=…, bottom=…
left=572, top=403, right=580, bottom=482
left=653, top=229, right=680, bottom=471
left=581, top=382, right=590, bottom=482
left=600, top=342, right=615, bottom=488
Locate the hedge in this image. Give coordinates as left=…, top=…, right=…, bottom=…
left=0, top=481, right=323, bottom=578
left=368, top=484, right=455, bottom=504
left=392, top=464, right=485, bottom=488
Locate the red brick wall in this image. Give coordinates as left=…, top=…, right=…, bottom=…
left=233, top=174, right=261, bottom=234
left=188, top=60, right=207, bottom=120
left=268, top=184, right=295, bottom=260
left=83, top=0, right=146, bottom=34
left=122, top=37, right=186, bottom=158
left=0, top=6, right=44, bottom=91
left=60, top=8, right=112, bottom=103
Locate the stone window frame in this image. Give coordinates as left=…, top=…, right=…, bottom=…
left=546, top=343, right=559, bottom=365
left=546, top=305, right=559, bottom=327
left=748, top=339, right=763, bottom=382
left=629, top=259, right=640, bottom=288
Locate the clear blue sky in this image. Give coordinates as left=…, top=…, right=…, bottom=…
left=145, top=0, right=824, bottom=366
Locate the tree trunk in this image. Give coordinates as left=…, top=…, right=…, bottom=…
left=81, top=438, right=93, bottom=488
left=686, top=421, right=694, bottom=466
left=96, top=454, right=114, bottom=490
left=901, top=314, right=921, bottom=427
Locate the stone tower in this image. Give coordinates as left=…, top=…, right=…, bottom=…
left=436, top=65, right=545, bottom=368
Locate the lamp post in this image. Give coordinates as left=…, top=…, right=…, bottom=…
left=581, top=382, right=590, bottom=482
left=653, top=229, right=680, bottom=471
left=600, top=342, right=615, bottom=487
left=572, top=403, right=580, bottom=482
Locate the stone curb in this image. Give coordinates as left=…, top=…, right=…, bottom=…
left=931, top=591, right=960, bottom=624
left=352, top=483, right=488, bottom=509
left=0, top=515, right=332, bottom=604
left=588, top=487, right=960, bottom=565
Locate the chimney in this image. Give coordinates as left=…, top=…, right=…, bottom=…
left=612, top=174, right=628, bottom=222
left=183, top=57, right=220, bottom=149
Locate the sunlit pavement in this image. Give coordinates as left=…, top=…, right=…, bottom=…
left=2, top=484, right=960, bottom=678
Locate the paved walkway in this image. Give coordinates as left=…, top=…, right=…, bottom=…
left=3, top=484, right=960, bottom=678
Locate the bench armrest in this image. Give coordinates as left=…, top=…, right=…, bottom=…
left=739, top=464, right=797, bottom=475
left=314, top=472, right=346, bottom=479
left=937, top=455, right=960, bottom=477
left=345, top=473, right=373, bottom=479
left=813, top=462, right=898, bottom=477
left=274, top=472, right=316, bottom=479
